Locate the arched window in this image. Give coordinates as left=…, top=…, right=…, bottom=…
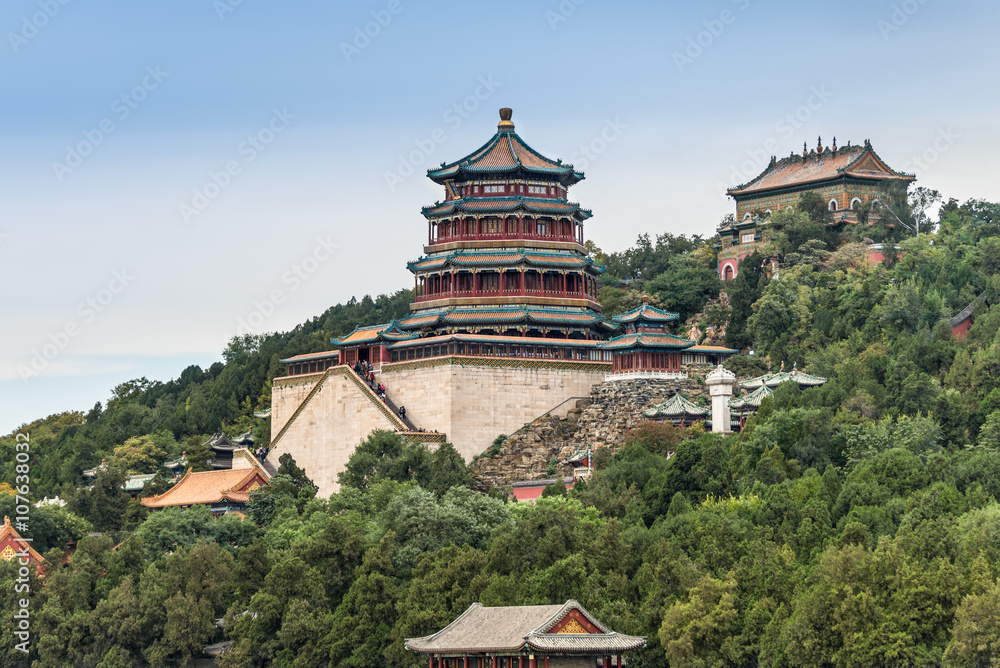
left=850, top=197, right=862, bottom=210
left=828, top=199, right=838, bottom=212
left=743, top=212, right=752, bottom=221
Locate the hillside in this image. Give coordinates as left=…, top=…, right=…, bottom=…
left=4, top=195, right=1000, bottom=666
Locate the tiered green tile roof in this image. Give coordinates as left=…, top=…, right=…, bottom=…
left=427, top=108, right=584, bottom=186
left=407, top=249, right=603, bottom=273
left=738, top=364, right=828, bottom=390
left=643, top=393, right=708, bottom=419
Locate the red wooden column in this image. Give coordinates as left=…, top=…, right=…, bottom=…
left=464, top=657, right=469, bottom=668
left=603, top=656, right=611, bottom=668
left=519, top=657, right=524, bottom=668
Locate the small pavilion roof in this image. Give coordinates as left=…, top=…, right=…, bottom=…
left=203, top=432, right=240, bottom=453
left=0, top=516, right=46, bottom=569
left=123, top=473, right=157, bottom=493
left=729, top=384, right=774, bottom=410
left=163, top=454, right=188, bottom=471
left=727, top=140, right=914, bottom=199
left=405, top=600, right=645, bottom=655
left=83, top=460, right=107, bottom=478
left=427, top=109, right=584, bottom=186
left=331, top=322, right=419, bottom=347
left=422, top=196, right=592, bottom=220
left=612, top=301, right=679, bottom=324
left=279, top=349, right=341, bottom=364
left=738, top=365, right=827, bottom=390
left=687, top=344, right=740, bottom=355
left=950, top=291, right=988, bottom=327
left=643, top=393, right=708, bottom=419
left=140, top=449, right=269, bottom=508
left=602, top=331, right=694, bottom=351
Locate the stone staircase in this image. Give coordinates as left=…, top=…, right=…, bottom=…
left=268, top=368, right=333, bottom=452
left=267, top=366, right=442, bottom=477
left=342, top=367, right=409, bottom=431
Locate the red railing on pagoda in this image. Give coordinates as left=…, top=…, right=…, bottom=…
left=415, top=283, right=599, bottom=303
left=429, top=216, right=584, bottom=246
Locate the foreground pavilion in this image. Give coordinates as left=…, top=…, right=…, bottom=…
left=406, top=600, right=645, bottom=667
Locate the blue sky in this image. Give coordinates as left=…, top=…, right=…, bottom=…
left=3, top=0, right=998, bottom=433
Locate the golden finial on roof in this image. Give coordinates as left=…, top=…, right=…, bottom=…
left=498, top=108, right=514, bottom=131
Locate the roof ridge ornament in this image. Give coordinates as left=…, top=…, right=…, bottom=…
left=498, top=107, right=514, bottom=132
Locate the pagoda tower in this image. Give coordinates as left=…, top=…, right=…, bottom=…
left=396, top=108, right=615, bottom=341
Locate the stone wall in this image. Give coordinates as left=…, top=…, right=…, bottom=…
left=270, top=371, right=399, bottom=497
left=378, top=357, right=608, bottom=462
left=272, top=358, right=610, bottom=497
left=471, top=374, right=709, bottom=490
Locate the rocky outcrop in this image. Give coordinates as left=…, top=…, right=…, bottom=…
left=685, top=290, right=730, bottom=345
left=472, top=374, right=710, bottom=490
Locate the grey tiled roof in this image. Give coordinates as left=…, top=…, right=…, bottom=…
left=526, top=633, right=646, bottom=652
left=405, top=600, right=645, bottom=654
left=950, top=291, right=987, bottom=327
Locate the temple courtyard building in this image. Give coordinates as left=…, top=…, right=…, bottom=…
left=141, top=448, right=270, bottom=516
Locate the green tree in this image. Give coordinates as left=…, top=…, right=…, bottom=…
left=338, top=431, right=431, bottom=491
left=935, top=389, right=968, bottom=452
left=70, top=465, right=131, bottom=533
left=943, top=579, right=1000, bottom=667
left=277, top=453, right=317, bottom=492
left=386, top=546, right=490, bottom=667
left=326, top=532, right=399, bottom=667
left=726, top=251, right=770, bottom=350
left=659, top=573, right=740, bottom=668
left=426, top=442, right=474, bottom=496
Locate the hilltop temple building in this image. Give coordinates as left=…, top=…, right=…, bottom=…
left=268, top=110, right=734, bottom=496
left=717, top=138, right=915, bottom=280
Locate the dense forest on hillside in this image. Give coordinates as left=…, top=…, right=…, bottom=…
left=5, top=192, right=1000, bottom=666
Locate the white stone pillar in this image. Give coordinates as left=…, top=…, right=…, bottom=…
left=705, top=364, right=737, bottom=434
